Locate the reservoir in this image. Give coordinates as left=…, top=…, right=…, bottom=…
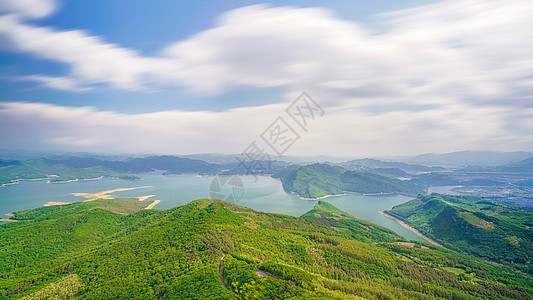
left=0, top=173, right=422, bottom=241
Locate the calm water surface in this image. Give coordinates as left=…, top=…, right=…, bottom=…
left=0, top=174, right=422, bottom=241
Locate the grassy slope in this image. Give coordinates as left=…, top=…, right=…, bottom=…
left=387, top=194, right=533, bottom=274
left=1, top=199, right=532, bottom=299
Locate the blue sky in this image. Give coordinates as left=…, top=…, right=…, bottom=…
left=1, top=0, right=532, bottom=157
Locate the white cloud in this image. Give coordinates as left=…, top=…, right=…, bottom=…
left=0, top=101, right=531, bottom=157
left=0, top=0, right=56, bottom=19
left=1, top=1, right=533, bottom=155
left=11, top=74, right=90, bottom=92
left=2, top=0, right=532, bottom=105
left=0, top=15, right=167, bottom=91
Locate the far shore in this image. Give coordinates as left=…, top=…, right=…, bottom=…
left=48, top=176, right=105, bottom=184
left=0, top=175, right=142, bottom=189
left=378, top=211, right=444, bottom=247
left=0, top=177, right=49, bottom=188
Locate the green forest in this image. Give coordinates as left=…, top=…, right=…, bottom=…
left=277, top=163, right=425, bottom=198
left=387, top=194, right=533, bottom=274
left=1, top=197, right=532, bottom=299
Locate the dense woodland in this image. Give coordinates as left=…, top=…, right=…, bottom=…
left=275, top=163, right=425, bottom=198
left=387, top=194, right=533, bottom=274
left=1, top=197, right=532, bottom=299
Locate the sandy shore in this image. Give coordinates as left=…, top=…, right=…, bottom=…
left=144, top=200, right=160, bottom=209
left=72, top=186, right=153, bottom=201
left=1, top=213, right=17, bottom=222
left=0, top=218, right=18, bottom=222
left=44, top=201, right=71, bottom=206
left=378, top=211, right=443, bottom=247
left=286, top=190, right=347, bottom=201
left=299, top=193, right=346, bottom=200
left=137, top=195, right=155, bottom=201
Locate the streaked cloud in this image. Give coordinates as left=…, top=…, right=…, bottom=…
left=0, top=0, right=57, bottom=19
left=8, top=74, right=90, bottom=92
left=1, top=0, right=531, bottom=105
left=0, top=101, right=531, bottom=157
left=0, top=0, right=532, bottom=156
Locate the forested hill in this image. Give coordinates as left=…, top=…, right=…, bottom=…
left=275, top=163, right=426, bottom=199
left=386, top=194, right=533, bottom=274
left=1, top=198, right=532, bottom=299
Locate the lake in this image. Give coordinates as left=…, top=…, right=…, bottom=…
left=0, top=173, right=423, bottom=241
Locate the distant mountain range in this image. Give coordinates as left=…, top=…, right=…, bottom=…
left=2, top=153, right=532, bottom=199
left=402, top=151, right=533, bottom=167
left=0, top=155, right=289, bottom=186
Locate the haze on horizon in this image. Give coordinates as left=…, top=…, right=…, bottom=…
left=1, top=0, right=532, bottom=158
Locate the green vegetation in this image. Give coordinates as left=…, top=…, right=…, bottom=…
left=387, top=194, right=533, bottom=274
left=279, top=164, right=345, bottom=198
left=301, top=201, right=399, bottom=243
left=0, top=158, right=141, bottom=185
left=19, top=274, right=83, bottom=300
left=340, top=170, right=423, bottom=195
left=339, top=158, right=443, bottom=173
left=278, top=163, right=425, bottom=198
left=1, top=198, right=532, bottom=299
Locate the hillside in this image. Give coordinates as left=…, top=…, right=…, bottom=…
left=277, top=163, right=345, bottom=198
left=339, top=158, right=443, bottom=173
left=386, top=194, right=533, bottom=274
left=278, top=163, right=425, bottom=199
left=1, top=198, right=532, bottom=299
left=340, top=170, right=424, bottom=195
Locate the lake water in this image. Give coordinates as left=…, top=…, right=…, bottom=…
left=0, top=174, right=422, bottom=241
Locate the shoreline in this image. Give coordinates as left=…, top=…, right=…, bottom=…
left=298, top=193, right=346, bottom=201
left=0, top=177, right=49, bottom=188
left=49, top=176, right=105, bottom=184
left=346, top=191, right=417, bottom=197
left=44, top=201, right=71, bottom=206
left=144, top=200, right=160, bottom=209
left=0, top=175, right=142, bottom=188
left=378, top=211, right=443, bottom=247
left=290, top=190, right=417, bottom=201
left=0, top=218, right=18, bottom=222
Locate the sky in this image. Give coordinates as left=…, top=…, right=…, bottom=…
left=0, top=0, right=532, bottom=158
